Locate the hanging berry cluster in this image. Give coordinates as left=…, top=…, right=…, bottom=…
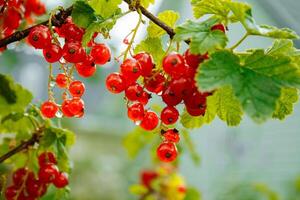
left=5, top=152, right=68, bottom=200
left=0, top=0, right=46, bottom=50
left=106, top=24, right=226, bottom=163
left=26, top=17, right=111, bottom=119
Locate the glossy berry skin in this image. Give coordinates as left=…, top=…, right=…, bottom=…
left=69, top=81, right=85, bottom=97
left=186, top=105, right=206, bottom=117
left=127, top=103, right=145, bottom=122
left=144, top=73, right=166, bottom=94
left=63, top=42, right=86, bottom=63
left=55, top=73, right=68, bottom=88
left=61, top=100, right=75, bottom=117
left=157, top=142, right=178, bottom=162
left=59, top=19, right=85, bottom=42
left=12, top=167, right=28, bottom=186
left=163, top=52, right=186, bottom=78
left=138, top=91, right=151, bottom=106
left=184, top=49, right=202, bottom=69
left=90, top=44, right=111, bottom=65
left=5, top=185, right=18, bottom=199
left=41, top=101, right=58, bottom=118
left=133, top=52, right=154, bottom=77
left=76, top=55, right=97, bottom=78
left=184, top=90, right=207, bottom=109
left=120, top=58, right=141, bottom=85
left=38, top=163, right=59, bottom=183
left=53, top=172, right=69, bottom=188
left=106, top=73, right=126, bottom=94
left=68, top=98, right=84, bottom=116
left=43, top=43, right=63, bottom=63
left=4, top=8, right=21, bottom=30
left=140, top=111, right=159, bottom=131
left=25, top=172, right=42, bottom=197
left=169, top=77, right=192, bottom=99
left=162, top=129, right=180, bottom=143
left=28, top=25, right=51, bottom=49
left=211, top=23, right=226, bottom=33
left=125, top=84, right=144, bottom=101
left=38, top=152, right=57, bottom=167
left=162, top=86, right=183, bottom=106
left=161, top=106, right=179, bottom=125
left=140, top=170, right=158, bottom=188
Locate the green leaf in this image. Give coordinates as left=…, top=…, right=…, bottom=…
left=134, top=37, right=165, bottom=68
left=191, top=0, right=231, bottom=20
left=88, top=0, right=122, bottom=18
left=129, top=184, right=148, bottom=195
left=209, top=86, right=243, bottom=126
left=147, top=10, right=180, bottom=38
left=184, top=187, right=202, bottom=200
left=140, top=0, right=155, bottom=8
left=0, top=75, right=32, bottom=117
left=225, top=1, right=299, bottom=39
left=273, top=88, right=298, bottom=120
left=123, top=127, right=156, bottom=158
left=71, top=1, right=96, bottom=28
left=174, top=18, right=228, bottom=54
left=180, top=106, right=216, bottom=129
left=197, top=50, right=284, bottom=122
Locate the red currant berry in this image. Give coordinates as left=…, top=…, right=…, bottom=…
left=125, top=84, right=144, bottom=101
left=140, top=170, right=158, bottom=188
left=106, top=73, right=126, bottom=94
left=138, top=91, right=151, bottom=105
left=43, top=43, right=63, bottom=63
left=144, top=73, right=166, bottom=94
left=25, top=172, right=41, bottom=197
left=211, top=23, right=226, bottom=33
left=60, top=20, right=85, bottom=42
left=120, top=58, right=141, bottom=85
left=38, top=152, right=57, bottom=167
left=162, top=86, right=182, bottom=106
left=76, top=55, right=97, bottom=78
left=68, top=98, right=84, bottom=116
left=184, top=49, right=202, bottom=69
left=157, top=142, right=178, bottom=162
left=32, top=1, right=46, bottom=16
left=53, top=172, right=69, bottom=188
left=169, top=77, right=191, bottom=99
left=90, top=44, right=111, bottom=65
left=162, top=129, right=180, bottom=143
left=133, top=52, right=154, bottom=77
left=5, top=185, right=18, bottom=199
left=38, top=163, right=59, bottom=184
left=184, top=90, right=207, bottom=109
left=12, top=167, right=28, bottom=186
left=163, top=52, right=186, bottom=78
left=186, top=105, right=206, bottom=117
left=140, top=111, right=159, bottom=131
left=161, top=106, right=179, bottom=125
left=61, top=99, right=75, bottom=117
left=28, top=25, right=51, bottom=49
left=127, top=103, right=145, bottom=122
left=4, top=8, right=21, bottom=30
left=55, top=73, right=68, bottom=88
left=63, top=42, right=86, bottom=63
left=69, top=80, right=85, bottom=97
left=40, top=101, right=58, bottom=118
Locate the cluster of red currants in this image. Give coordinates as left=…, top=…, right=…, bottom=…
left=26, top=17, right=111, bottom=119
left=106, top=24, right=226, bottom=162
left=0, top=0, right=46, bottom=51
left=5, top=152, right=68, bottom=200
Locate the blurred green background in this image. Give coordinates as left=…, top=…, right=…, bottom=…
left=1, top=0, right=300, bottom=199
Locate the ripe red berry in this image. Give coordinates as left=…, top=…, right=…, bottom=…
left=125, top=84, right=144, bottom=101
left=120, top=58, right=141, bottom=85
left=163, top=52, right=186, bottom=78
left=76, top=55, right=97, bottom=78
left=63, top=42, right=86, bottom=63
left=69, top=80, right=85, bottom=97
left=25, top=172, right=42, bottom=197
left=169, top=77, right=191, bottom=99
left=162, top=129, right=180, bottom=143
left=4, top=8, right=21, bottom=30
left=138, top=91, right=151, bottom=105
left=40, top=101, right=58, bottom=118
left=28, top=25, right=52, bottom=49
left=55, top=73, right=68, bottom=88
left=106, top=73, right=126, bottom=94
left=161, top=106, right=179, bottom=125
left=186, top=105, right=206, bottom=117
left=38, top=163, right=59, bottom=183
left=61, top=99, right=75, bottom=117
left=5, top=185, right=18, bottom=199
left=162, top=86, right=182, bottom=106
left=157, top=142, right=178, bottom=162
left=140, top=170, right=158, bottom=188
left=59, top=19, right=85, bottom=42
left=90, top=44, right=111, bottom=65
left=38, top=152, right=57, bottom=167
left=184, top=90, right=207, bottom=109
left=133, top=52, right=154, bottom=77
left=12, top=167, right=28, bottom=186
left=144, top=73, right=166, bottom=94
left=68, top=98, right=84, bottom=116
left=43, top=43, right=62, bottom=63
left=127, top=103, right=145, bottom=122
left=211, top=23, right=226, bottom=33
left=53, top=172, right=69, bottom=188
left=140, top=111, right=159, bottom=131
left=184, top=49, right=202, bottom=69
left=32, top=1, right=46, bottom=16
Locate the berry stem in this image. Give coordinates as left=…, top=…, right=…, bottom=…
left=48, top=63, right=55, bottom=102
left=229, top=32, right=249, bottom=50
